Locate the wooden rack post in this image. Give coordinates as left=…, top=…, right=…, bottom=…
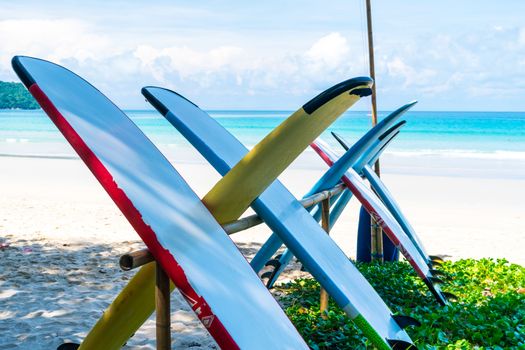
left=365, top=0, right=384, bottom=262
left=156, top=262, right=171, bottom=350
left=319, top=198, right=330, bottom=318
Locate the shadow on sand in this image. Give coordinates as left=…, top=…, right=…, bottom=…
left=0, top=236, right=223, bottom=349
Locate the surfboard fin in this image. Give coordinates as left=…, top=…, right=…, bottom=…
left=423, top=278, right=448, bottom=306
left=428, top=276, right=446, bottom=285
left=57, top=344, right=80, bottom=350
left=429, top=269, right=451, bottom=281
left=331, top=131, right=350, bottom=151
left=428, top=260, right=443, bottom=268
left=265, top=259, right=281, bottom=269
left=387, top=339, right=415, bottom=349
left=441, top=291, right=458, bottom=301
left=393, top=315, right=421, bottom=329
left=429, top=255, right=445, bottom=264
left=260, top=271, right=272, bottom=279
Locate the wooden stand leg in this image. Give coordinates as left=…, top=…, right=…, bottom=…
left=320, top=198, right=330, bottom=319
left=370, top=218, right=384, bottom=262
left=156, top=262, right=171, bottom=350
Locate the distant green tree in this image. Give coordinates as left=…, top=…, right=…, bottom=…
left=0, top=81, right=40, bottom=109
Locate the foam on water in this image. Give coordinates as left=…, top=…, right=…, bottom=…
left=1, top=109, right=524, bottom=162
left=385, top=149, right=525, bottom=160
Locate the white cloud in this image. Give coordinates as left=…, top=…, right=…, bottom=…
left=129, top=32, right=363, bottom=96
left=134, top=45, right=244, bottom=82
left=519, top=28, right=525, bottom=46
left=385, top=57, right=437, bottom=90
left=0, top=19, right=115, bottom=65
left=1, top=12, right=524, bottom=110
left=376, top=25, right=525, bottom=105
left=305, top=32, right=350, bottom=68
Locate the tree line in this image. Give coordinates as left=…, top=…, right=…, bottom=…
left=0, top=81, right=39, bottom=109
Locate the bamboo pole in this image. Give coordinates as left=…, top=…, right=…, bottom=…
left=365, top=0, right=383, bottom=262
left=300, top=183, right=345, bottom=209
left=120, top=184, right=347, bottom=271
left=319, top=198, right=330, bottom=318
left=120, top=249, right=154, bottom=270
left=156, top=262, right=171, bottom=350
left=222, top=215, right=264, bottom=235
left=224, top=183, right=345, bottom=234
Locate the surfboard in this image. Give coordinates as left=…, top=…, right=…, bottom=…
left=259, top=189, right=353, bottom=287
left=76, top=77, right=374, bottom=349
left=332, top=133, right=435, bottom=264
left=306, top=103, right=415, bottom=195
left=258, top=125, right=405, bottom=288
left=311, top=140, right=449, bottom=305
left=202, top=77, right=373, bottom=224
left=143, top=86, right=415, bottom=349
left=12, top=56, right=309, bottom=350
left=254, top=103, right=414, bottom=287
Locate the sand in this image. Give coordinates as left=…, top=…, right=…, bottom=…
left=0, top=151, right=524, bottom=349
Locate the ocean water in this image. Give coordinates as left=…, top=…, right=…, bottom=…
left=0, top=109, right=524, bottom=161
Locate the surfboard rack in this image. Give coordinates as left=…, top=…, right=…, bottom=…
left=118, top=255, right=172, bottom=349
left=117, top=183, right=346, bottom=349
left=120, top=183, right=345, bottom=271
left=120, top=248, right=154, bottom=270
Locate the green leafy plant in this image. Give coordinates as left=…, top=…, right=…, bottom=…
left=279, top=259, right=525, bottom=349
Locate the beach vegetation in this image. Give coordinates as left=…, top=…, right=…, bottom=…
left=279, top=258, right=525, bottom=349
left=0, top=81, right=39, bottom=109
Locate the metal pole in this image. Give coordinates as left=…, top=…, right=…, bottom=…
left=365, top=0, right=383, bottom=262
left=319, top=198, right=330, bottom=318
left=156, top=262, right=171, bottom=350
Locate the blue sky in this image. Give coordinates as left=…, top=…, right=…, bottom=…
left=1, top=1, right=524, bottom=111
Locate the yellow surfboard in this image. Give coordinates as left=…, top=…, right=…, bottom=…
left=203, top=78, right=372, bottom=223
left=79, top=77, right=372, bottom=349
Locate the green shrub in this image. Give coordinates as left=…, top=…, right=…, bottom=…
left=278, top=259, right=525, bottom=349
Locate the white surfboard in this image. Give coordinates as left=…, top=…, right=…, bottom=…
left=12, top=56, right=309, bottom=350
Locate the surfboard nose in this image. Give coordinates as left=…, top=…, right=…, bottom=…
left=302, top=76, right=373, bottom=114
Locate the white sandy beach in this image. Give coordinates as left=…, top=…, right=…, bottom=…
left=1, top=150, right=524, bottom=349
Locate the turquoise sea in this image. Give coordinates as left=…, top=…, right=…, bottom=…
left=0, top=109, right=524, bottom=161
